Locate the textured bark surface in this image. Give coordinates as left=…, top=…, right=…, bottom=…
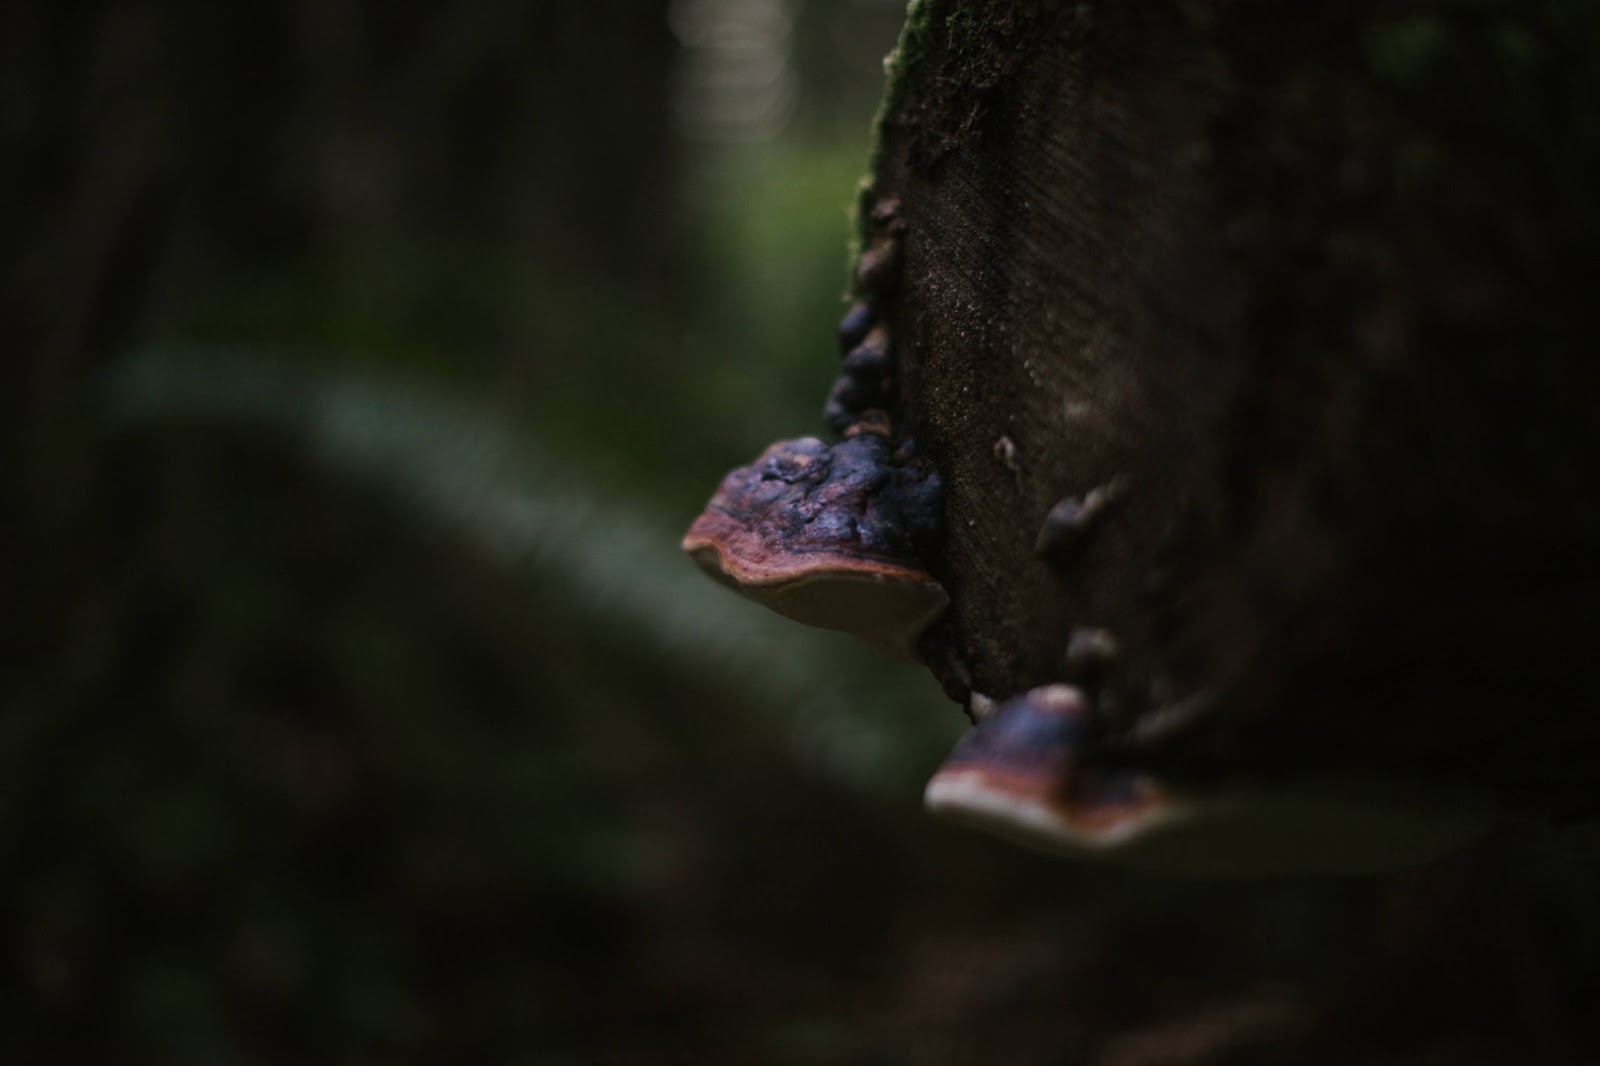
left=868, top=0, right=1600, bottom=810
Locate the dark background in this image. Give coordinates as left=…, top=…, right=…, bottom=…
left=5, top=2, right=1600, bottom=1063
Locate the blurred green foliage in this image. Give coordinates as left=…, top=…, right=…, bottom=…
left=0, top=1, right=1083, bottom=1061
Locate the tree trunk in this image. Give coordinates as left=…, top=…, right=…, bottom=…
left=866, top=0, right=1600, bottom=813
left=810, top=5, right=1600, bottom=1058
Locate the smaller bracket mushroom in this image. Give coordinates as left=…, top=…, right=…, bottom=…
left=682, top=433, right=947, bottom=661
left=925, top=684, right=1501, bottom=876
left=925, top=684, right=1174, bottom=855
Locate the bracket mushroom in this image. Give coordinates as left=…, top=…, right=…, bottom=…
left=925, top=684, right=1174, bottom=855
left=682, top=432, right=947, bottom=661
left=924, top=684, right=1500, bottom=876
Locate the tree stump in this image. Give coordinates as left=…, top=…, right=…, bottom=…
left=859, top=0, right=1600, bottom=820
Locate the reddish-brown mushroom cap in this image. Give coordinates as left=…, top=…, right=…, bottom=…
left=682, top=434, right=946, bottom=661
left=924, top=684, right=1177, bottom=852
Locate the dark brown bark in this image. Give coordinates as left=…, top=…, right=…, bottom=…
left=868, top=0, right=1600, bottom=812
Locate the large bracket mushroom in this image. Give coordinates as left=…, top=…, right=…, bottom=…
left=683, top=431, right=947, bottom=661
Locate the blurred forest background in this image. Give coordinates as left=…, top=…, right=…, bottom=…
left=6, top=2, right=1600, bottom=1064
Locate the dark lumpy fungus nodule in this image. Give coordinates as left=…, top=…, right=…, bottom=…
left=824, top=324, right=896, bottom=435
left=823, top=205, right=905, bottom=435
left=837, top=300, right=875, bottom=352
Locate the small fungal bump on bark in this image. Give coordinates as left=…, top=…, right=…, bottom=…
left=1035, top=478, right=1127, bottom=564
left=1064, top=626, right=1122, bottom=685
left=856, top=234, right=903, bottom=294
left=968, top=692, right=1001, bottom=723
left=836, top=301, right=875, bottom=353
left=993, top=435, right=1022, bottom=484
left=854, top=196, right=906, bottom=294
left=682, top=433, right=947, bottom=661
left=824, top=375, right=889, bottom=436
left=824, top=372, right=878, bottom=416
left=840, top=324, right=893, bottom=380
left=842, top=410, right=893, bottom=439
left=868, top=195, right=903, bottom=232
left=825, top=324, right=897, bottom=435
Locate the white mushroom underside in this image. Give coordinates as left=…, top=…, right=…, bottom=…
left=687, top=542, right=947, bottom=661
left=924, top=770, right=1184, bottom=853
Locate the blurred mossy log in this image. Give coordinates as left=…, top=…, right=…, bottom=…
left=867, top=0, right=1600, bottom=814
